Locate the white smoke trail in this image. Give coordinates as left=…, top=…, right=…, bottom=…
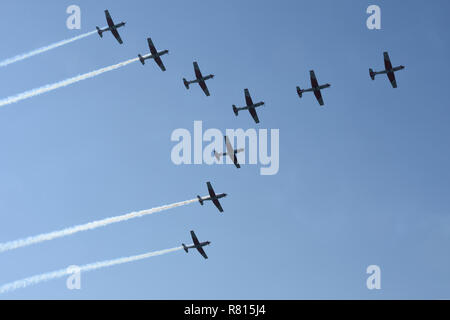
left=0, top=198, right=200, bottom=253
left=0, top=30, right=98, bottom=68
left=0, top=246, right=184, bottom=294
left=0, top=56, right=140, bottom=108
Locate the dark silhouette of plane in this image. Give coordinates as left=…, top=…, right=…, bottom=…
left=183, top=62, right=214, bottom=96
left=369, top=52, right=405, bottom=88
left=138, top=38, right=169, bottom=71
left=233, top=89, right=265, bottom=124
left=214, top=136, right=244, bottom=169
left=197, top=182, right=227, bottom=213
left=96, top=10, right=126, bottom=44
left=297, top=70, right=331, bottom=106
left=182, top=230, right=211, bottom=259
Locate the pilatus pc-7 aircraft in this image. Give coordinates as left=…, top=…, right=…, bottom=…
left=96, top=10, right=126, bottom=44
left=214, top=136, right=244, bottom=169
left=369, top=52, right=405, bottom=88
left=296, top=70, right=331, bottom=106
left=197, top=182, right=227, bottom=213
left=183, top=62, right=214, bottom=96
left=183, top=231, right=211, bottom=259
left=232, top=89, right=265, bottom=124
left=138, top=38, right=169, bottom=71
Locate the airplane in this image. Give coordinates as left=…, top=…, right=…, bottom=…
left=96, top=10, right=126, bottom=44
left=296, top=70, right=331, bottom=106
left=232, top=89, right=265, bottom=124
left=138, top=38, right=169, bottom=71
left=182, top=230, right=211, bottom=260
left=197, top=182, right=227, bottom=213
left=369, top=52, right=405, bottom=88
left=183, top=61, right=214, bottom=96
left=214, top=136, right=244, bottom=169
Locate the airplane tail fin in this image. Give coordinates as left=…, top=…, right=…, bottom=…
left=183, top=78, right=190, bottom=90
left=197, top=195, right=204, bottom=205
left=369, top=68, right=375, bottom=80
left=96, top=26, right=103, bottom=37
left=296, top=86, right=303, bottom=98
left=138, top=54, right=145, bottom=65
left=182, top=244, right=188, bottom=253
left=232, top=105, right=239, bottom=116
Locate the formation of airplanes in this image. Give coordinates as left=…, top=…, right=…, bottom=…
left=92, top=9, right=406, bottom=260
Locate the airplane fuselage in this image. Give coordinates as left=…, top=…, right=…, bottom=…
left=100, top=22, right=125, bottom=33
left=204, top=193, right=227, bottom=202
left=237, top=101, right=264, bottom=111
left=140, top=50, right=169, bottom=62
left=185, top=241, right=211, bottom=250
left=188, top=74, right=214, bottom=84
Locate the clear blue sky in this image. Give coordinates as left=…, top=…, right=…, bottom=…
left=0, top=0, right=449, bottom=299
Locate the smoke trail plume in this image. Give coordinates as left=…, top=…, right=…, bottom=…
left=0, top=30, right=98, bottom=68
left=0, top=56, right=140, bottom=108
left=0, top=198, right=200, bottom=253
left=0, top=246, right=184, bottom=294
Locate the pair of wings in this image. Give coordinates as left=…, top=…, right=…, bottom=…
left=383, top=52, right=398, bottom=88
left=225, top=136, right=241, bottom=168
left=207, top=182, right=224, bottom=212
left=244, top=89, right=260, bottom=123
left=190, top=231, right=208, bottom=259
left=105, top=10, right=123, bottom=44
left=309, top=71, right=324, bottom=106
left=193, top=62, right=210, bottom=96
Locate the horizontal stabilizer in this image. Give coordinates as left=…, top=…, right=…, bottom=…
left=96, top=26, right=103, bottom=37
left=197, top=195, right=204, bottom=205
left=182, top=244, right=188, bottom=253
left=296, top=86, right=303, bottom=98
left=232, top=105, right=239, bottom=116
left=138, top=54, right=145, bottom=65
left=369, top=68, right=375, bottom=80
left=183, top=78, right=190, bottom=90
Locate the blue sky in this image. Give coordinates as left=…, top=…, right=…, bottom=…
left=0, top=0, right=449, bottom=299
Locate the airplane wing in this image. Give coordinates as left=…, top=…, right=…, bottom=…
left=310, top=70, right=319, bottom=88
left=387, top=72, right=397, bottom=88
left=249, top=108, right=260, bottom=124
left=207, top=182, right=216, bottom=198
left=190, top=231, right=200, bottom=247
left=314, top=90, right=324, bottom=106
left=244, top=89, right=253, bottom=106
left=153, top=56, right=166, bottom=71
left=212, top=199, right=224, bottom=213
left=383, top=52, right=393, bottom=70
left=196, top=246, right=208, bottom=259
left=199, top=80, right=210, bottom=96
left=231, top=152, right=241, bottom=168
left=193, top=62, right=203, bottom=80
left=105, top=10, right=115, bottom=28
left=110, top=28, right=123, bottom=44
